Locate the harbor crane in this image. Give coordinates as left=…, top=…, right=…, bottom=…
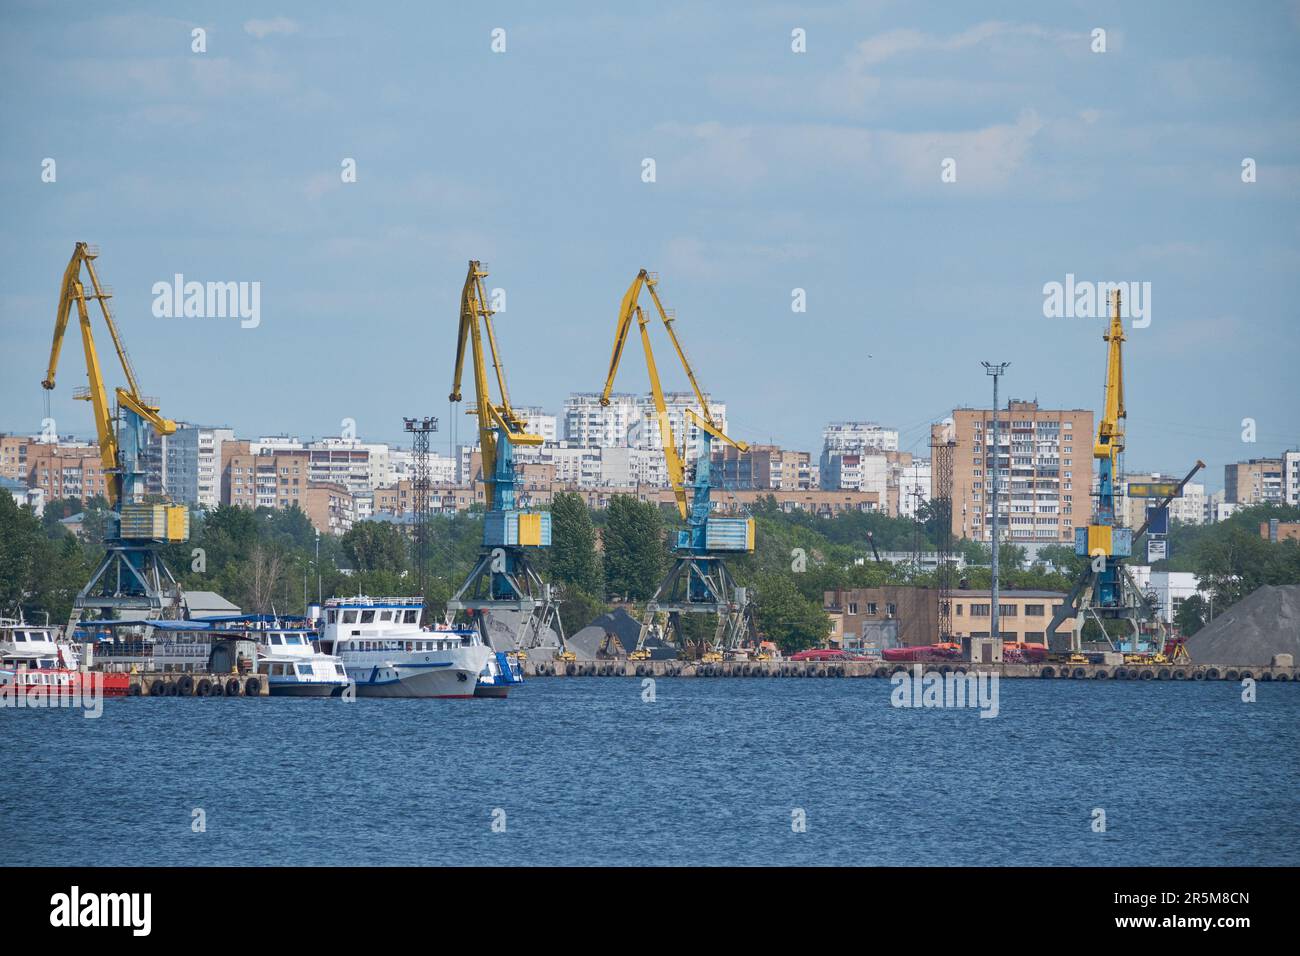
left=600, top=269, right=754, bottom=661
left=1045, top=290, right=1204, bottom=652
left=445, top=260, right=569, bottom=658
left=42, top=242, right=189, bottom=636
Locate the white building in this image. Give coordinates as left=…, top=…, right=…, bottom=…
left=820, top=422, right=898, bottom=492
left=564, top=393, right=639, bottom=448
left=304, top=437, right=397, bottom=493
left=165, top=424, right=235, bottom=509
left=250, top=435, right=304, bottom=454
left=822, top=449, right=889, bottom=497
left=1205, top=489, right=1239, bottom=523
left=541, top=443, right=603, bottom=488
left=1285, top=450, right=1300, bottom=507
left=1, top=476, right=44, bottom=516
left=598, top=446, right=668, bottom=488
left=515, top=406, right=559, bottom=444
left=1129, top=567, right=1206, bottom=625
left=388, top=448, right=455, bottom=485
left=823, top=422, right=899, bottom=453
left=563, top=391, right=728, bottom=466
left=898, top=459, right=932, bottom=519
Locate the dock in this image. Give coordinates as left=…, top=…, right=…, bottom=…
left=126, top=673, right=268, bottom=697
left=525, top=659, right=1300, bottom=682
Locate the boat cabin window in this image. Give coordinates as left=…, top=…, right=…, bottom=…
left=342, top=610, right=358, bottom=624
left=403, top=610, right=419, bottom=624
left=327, top=610, right=338, bottom=624
left=13, top=633, right=26, bottom=642
left=379, top=611, right=392, bottom=622
left=268, top=634, right=283, bottom=645
left=360, top=610, right=375, bottom=624
left=285, top=635, right=303, bottom=645
left=297, top=663, right=314, bottom=676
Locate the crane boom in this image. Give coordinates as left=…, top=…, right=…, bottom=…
left=42, top=242, right=175, bottom=508
left=600, top=269, right=745, bottom=520
left=449, top=260, right=541, bottom=508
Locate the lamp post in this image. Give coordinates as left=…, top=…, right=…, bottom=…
left=982, top=362, right=1010, bottom=644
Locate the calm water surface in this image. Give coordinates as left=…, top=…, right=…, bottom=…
left=3, top=677, right=1297, bottom=866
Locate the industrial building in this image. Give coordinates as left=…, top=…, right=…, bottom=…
left=824, top=586, right=1081, bottom=649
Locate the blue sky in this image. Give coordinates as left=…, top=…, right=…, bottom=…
left=3, top=1, right=1298, bottom=491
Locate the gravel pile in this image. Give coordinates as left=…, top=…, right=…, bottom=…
left=1185, top=585, right=1300, bottom=666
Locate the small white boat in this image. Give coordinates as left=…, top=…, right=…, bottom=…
left=255, top=626, right=349, bottom=698
left=474, top=650, right=525, bottom=698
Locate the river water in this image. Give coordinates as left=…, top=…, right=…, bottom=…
left=4, top=677, right=1297, bottom=866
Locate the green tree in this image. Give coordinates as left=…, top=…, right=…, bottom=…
left=752, top=573, right=831, bottom=653
left=557, top=586, right=607, bottom=634
left=549, top=492, right=602, bottom=595
left=0, top=492, right=43, bottom=614
left=602, top=495, right=665, bottom=601
left=342, top=521, right=410, bottom=574
left=1174, top=593, right=1209, bottom=637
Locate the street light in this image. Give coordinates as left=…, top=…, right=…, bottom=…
left=982, top=361, right=1010, bottom=644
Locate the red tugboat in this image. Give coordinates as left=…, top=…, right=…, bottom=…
left=0, top=619, right=129, bottom=698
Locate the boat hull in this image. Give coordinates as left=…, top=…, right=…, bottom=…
left=268, top=682, right=346, bottom=698
left=348, top=663, right=481, bottom=699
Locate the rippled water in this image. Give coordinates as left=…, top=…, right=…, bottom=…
left=4, top=677, right=1297, bottom=866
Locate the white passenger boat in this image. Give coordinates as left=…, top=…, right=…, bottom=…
left=317, top=597, right=492, bottom=698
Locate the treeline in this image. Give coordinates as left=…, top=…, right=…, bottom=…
left=5, top=491, right=1298, bottom=649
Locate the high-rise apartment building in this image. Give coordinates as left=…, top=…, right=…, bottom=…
left=1225, top=458, right=1284, bottom=505
left=944, top=400, right=1093, bottom=544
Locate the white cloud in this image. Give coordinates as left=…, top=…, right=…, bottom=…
left=244, top=18, right=299, bottom=40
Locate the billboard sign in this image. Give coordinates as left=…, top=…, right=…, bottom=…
left=1128, top=481, right=1180, bottom=499
left=1145, top=504, right=1169, bottom=535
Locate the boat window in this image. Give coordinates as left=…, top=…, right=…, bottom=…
left=342, top=611, right=358, bottom=624
left=13, top=633, right=25, bottom=642
left=327, top=610, right=337, bottom=624
left=335, top=665, right=346, bottom=676
left=297, top=663, right=314, bottom=677
left=268, top=634, right=282, bottom=645
left=360, top=610, right=375, bottom=624
left=285, top=635, right=302, bottom=645
left=403, top=610, right=419, bottom=624
left=379, top=611, right=392, bottom=622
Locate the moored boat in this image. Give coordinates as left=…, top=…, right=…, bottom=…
left=318, top=596, right=493, bottom=698
left=0, top=618, right=129, bottom=698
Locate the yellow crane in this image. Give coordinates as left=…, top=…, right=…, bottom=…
left=599, top=269, right=754, bottom=660
left=601, top=269, right=749, bottom=519
left=1046, top=290, right=1203, bottom=653
left=447, top=260, right=570, bottom=661
left=41, top=243, right=187, bottom=632
left=43, top=242, right=181, bottom=513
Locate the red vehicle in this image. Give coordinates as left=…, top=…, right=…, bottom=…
left=788, top=648, right=869, bottom=662
left=882, top=642, right=963, bottom=663
left=1001, top=642, right=1048, bottom=663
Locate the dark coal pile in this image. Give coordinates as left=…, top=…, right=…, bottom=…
left=1185, top=585, right=1300, bottom=666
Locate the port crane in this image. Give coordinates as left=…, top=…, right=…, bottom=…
left=1045, top=290, right=1203, bottom=652
left=600, top=269, right=754, bottom=660
left=446, top=260, right=569, bottom=658
left=42, top=242, right=189, bottom=636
